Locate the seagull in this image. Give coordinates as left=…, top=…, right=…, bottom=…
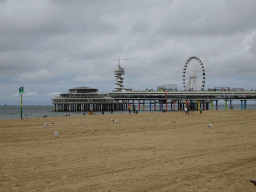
left=54, top=132, right=58, bottom=137
left=115, top=120, right=119, bottom=123
left=207, top=123, right=212, bottom=127
left=111, top=119, right=115, bottom=122
left=44, top=124, right=48, bottom=128
left=51, top=122, right=54, bottom=124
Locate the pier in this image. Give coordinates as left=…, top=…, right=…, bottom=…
left=53, top=88, right=256, bottom=112
left=52, top=56, right=256, bottom=112
left=109, top=90, right=256, bottom=111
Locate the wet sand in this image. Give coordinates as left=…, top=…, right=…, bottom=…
left=1, top=110, right=256, bottom=191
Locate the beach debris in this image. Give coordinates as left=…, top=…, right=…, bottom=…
left=250, top=179, right=256, bottom=186
left=172, top=121, right=176, bottom=123
left=54, top=132, right=59, bottom=137
left=207, top=123, right=212, bottom=127
left=51, top=122, right=54, bottom=124
left=115, top=120, right=119, bottom=123
left=111, top=119, right=115, bottom=122
left=44, top=124, right=48, bottom=128
left=146, top=118, right=149, bottom=121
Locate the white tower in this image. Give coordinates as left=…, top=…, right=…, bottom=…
left=114, top=58, right=125, bottom=92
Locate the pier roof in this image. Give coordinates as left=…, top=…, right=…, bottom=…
left=68, top=86, right=98, bottom=90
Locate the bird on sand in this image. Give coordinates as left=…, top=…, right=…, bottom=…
left=207, top=123, right=212, bottom=127
left=54, top=132, right=59, bottom=137
left=44, top=124, right=48, bottom=128
left=115, top=120, right=119, bottom=123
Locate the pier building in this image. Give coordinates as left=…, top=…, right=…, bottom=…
left=52, top=86, right=126, bottom=112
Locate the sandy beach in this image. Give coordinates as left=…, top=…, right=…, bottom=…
left=1, top=110, right=256, bottom=191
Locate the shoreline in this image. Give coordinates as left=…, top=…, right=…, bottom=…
left=1, top=104, right=255, bottom=121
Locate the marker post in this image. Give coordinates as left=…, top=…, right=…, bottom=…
left=19, top=86, right=24, bottom=118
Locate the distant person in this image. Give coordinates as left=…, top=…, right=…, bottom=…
left=128, top=105, right=131, bottom=114
left=184, top=107, right=188, bottom=115
left=133, top=104, right=136, bottom=113
left=200, top=108, right=202, bottom=114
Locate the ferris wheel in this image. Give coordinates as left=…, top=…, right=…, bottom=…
left=182, top=56, right=205, bottom=91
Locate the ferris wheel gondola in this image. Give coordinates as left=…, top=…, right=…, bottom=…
left=182, top=56, right=205, bottom=91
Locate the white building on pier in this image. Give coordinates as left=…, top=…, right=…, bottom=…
left=52, top=86, right=126, bottom=112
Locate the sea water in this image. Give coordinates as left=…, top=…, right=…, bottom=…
left=0, top=104, right=255, bottom=120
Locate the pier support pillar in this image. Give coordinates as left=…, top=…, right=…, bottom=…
left=203, top=101, right=205, bottom=111
left=143, top=100, right=145, bottom=111
left=225, top=100, right=227, bottom=110
left=216, top=100, right=218, bottom=110
left=173, top=100, right=175, bottom=111
left=211, top=101, right=213, bottom=110
left=198, top=101, right=200, bottom=111
left=244, top=100, right=247, bottom=110
left=166, top=97, right=168, bottom=112
left=241, top=100, right=243, bottom=110
left=150, top=100, right=151, bottom=111
left=154, top=102, right=156, bottom=111
left=139, top=100, right=140, bottom=110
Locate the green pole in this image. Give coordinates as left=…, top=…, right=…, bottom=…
left=211, top=101, right=213, bottom=110
left=225, top=100, right=227, bottom=110
left=21, top=94, right=22, bottom=118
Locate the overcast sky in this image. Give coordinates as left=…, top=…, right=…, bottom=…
left=1, top=0, right=256, bottom=105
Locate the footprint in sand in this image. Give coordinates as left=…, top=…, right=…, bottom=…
left=61, top=175, right=67, bottom=180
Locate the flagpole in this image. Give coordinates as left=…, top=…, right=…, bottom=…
left=21, top=93, right=22, bottom=119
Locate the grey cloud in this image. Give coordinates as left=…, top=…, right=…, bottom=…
left=158, top=0, right=256, bottom=36
left=1, top=0, right=256, bottom=106
left=130, top=21, right=150, bottom=34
